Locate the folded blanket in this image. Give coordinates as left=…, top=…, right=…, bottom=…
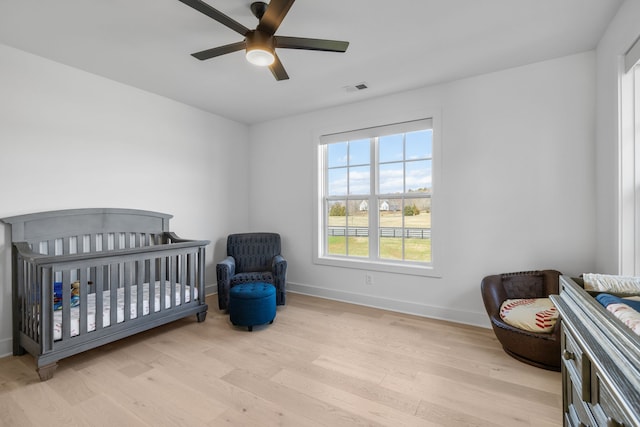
left=596, top=293, right=640, bottom=312
left=583, top=273, right=640, bottom=293
left=596, top=293, right=640, bottom=336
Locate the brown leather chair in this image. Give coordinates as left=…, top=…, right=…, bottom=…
left=481, top=270, right=561, bottom=371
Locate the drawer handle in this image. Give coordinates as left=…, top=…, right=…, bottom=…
left=562, top=349, right=575, bottom=360
left=607, top=417, right=623, bottom=427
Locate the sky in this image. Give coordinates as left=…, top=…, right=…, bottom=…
left=327, top=129, right=433, bottom=196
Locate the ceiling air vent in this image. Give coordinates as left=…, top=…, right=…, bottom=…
left=344, top=82, right=369, bottom=93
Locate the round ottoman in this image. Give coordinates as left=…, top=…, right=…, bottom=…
left=229, top=282, right=276, bottom=331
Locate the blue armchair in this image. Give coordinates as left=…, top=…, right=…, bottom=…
left=216, top=232, right=287, bottom=310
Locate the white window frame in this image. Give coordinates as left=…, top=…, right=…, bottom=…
left=619, top=36, right=640, bottom=275
left=312, top=111, right=442, bottom=277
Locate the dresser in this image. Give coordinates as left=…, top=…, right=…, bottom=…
left=550, top=276, right=640, bottom=426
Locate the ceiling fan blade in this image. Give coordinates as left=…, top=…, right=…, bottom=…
left=257, top=0, right=295, bottom=35
left=269, top=53, right=289, bottom=81
left=191, top=41, right=246, bottom=60
left=179, top=0, right=250, bottom=36
left=275, top=36, right=349, bottom=52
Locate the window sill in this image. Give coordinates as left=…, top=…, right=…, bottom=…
left=314, top=255, right=441, bottom=278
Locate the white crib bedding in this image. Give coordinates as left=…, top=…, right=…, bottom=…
left=53, top=281, right=197, bottom=341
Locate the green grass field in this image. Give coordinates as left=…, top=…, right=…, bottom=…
left=328, top=236, right=431, bottom=262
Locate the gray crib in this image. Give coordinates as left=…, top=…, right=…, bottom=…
left=1, top=208, right=209, bottom=381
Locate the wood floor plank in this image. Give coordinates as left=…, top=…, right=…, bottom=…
left=222, top=368, right=382, bottom=427
left=0, top=293, right=561, bottom=426
left=271, top=368, right=441, bottom=427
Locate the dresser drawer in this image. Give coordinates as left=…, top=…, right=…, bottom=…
left=567, top=390, right=594, bottom=426
left=562, top=328, right=584, bottom=375
left=563, top=328, right=592, bottom=394
left=590, top=372, right=631, bottom=427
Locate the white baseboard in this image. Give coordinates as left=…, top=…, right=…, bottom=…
left=287, top=281, right=490, bottom=329
left=205, top=284, right=217, bottom=296
left=0, top=337, right=12, bottom=359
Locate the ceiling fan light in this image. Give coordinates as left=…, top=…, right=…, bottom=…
left=246, top=48, right=275, bottom=66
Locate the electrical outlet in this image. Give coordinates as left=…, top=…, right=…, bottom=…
left=365, top=273, right=373, bottom=285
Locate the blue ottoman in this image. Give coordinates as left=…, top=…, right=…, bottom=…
left=229, top=283, right=276, bottom=331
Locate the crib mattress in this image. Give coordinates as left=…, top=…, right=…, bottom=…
left=53, top=281, right=196, bottom=341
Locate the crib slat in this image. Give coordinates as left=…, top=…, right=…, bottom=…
left=78, top=268, right=88, bottom=335
left=169, top=256, right=176, bottom=309
left=109, top=263, right=118, bottom=327
left=124, top=262, right=131, bottom=322
left=95, top=265, right=104, bottom=331
left=149, top=257, right=156, bottom=314
left=62, top=270, right=71, bottom=340
left=137, top=260, right=144, bottom=317
left=188, top=251, right=196, bottom=304
left=159, top=257, right=166, bottom=312
left=180, top=253, right=187, bottom=305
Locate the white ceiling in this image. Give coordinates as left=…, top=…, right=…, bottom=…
left=0, top=0, right=623, bottom=124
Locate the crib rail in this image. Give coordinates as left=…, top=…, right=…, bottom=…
left=13, top=234, right=208, bottom=358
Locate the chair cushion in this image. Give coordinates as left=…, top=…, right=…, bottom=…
left=500, top=298, right=558, bottom=333
left=230, top=272, right=274, bottom=286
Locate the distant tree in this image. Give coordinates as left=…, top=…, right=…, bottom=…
left=330, top=203, right=346, bottom=216
left=404, top=204, right=420, bottom=216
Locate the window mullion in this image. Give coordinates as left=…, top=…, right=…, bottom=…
left=369, top=137, right=378, bottom=261
left=345, top=144, right=350, bottom=256
left=402, top=134, right=407, bottom=260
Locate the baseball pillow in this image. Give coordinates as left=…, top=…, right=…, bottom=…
left=500, top=298, right=558, bottom=333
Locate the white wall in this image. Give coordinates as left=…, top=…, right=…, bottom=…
left=249, top=51, right=597, bottom=327
left=0, top=43, right=250, bottom=356
left=0, top=41, right=602, bottom=356
left=595, top=0, right=640, bottom=274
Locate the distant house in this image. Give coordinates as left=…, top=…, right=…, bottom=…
left=359, top=200, right=368, bottom=211
left=379, top=200, right=389, bottom=211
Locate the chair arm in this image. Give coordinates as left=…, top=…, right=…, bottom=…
left=481, top=274, right=508, bottom=318
left=540, top=269, right=561, bottom=295
left=272, top=254, right=287, bottom=305
left=272, top=255, right=287, bottom=272
left=218, top=256, right=235, bottom=276
left=216, top=256, right=235, bottom=310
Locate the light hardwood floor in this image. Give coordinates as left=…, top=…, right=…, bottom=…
left=0, top=293, right=561, bottom=426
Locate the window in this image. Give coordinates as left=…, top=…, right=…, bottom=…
left=620, top=35, right=640, bottom=275
left=315, top=118, right=438, bottom=275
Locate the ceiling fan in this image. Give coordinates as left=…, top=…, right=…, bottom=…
left=178, top=0, right=349, bottom=81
